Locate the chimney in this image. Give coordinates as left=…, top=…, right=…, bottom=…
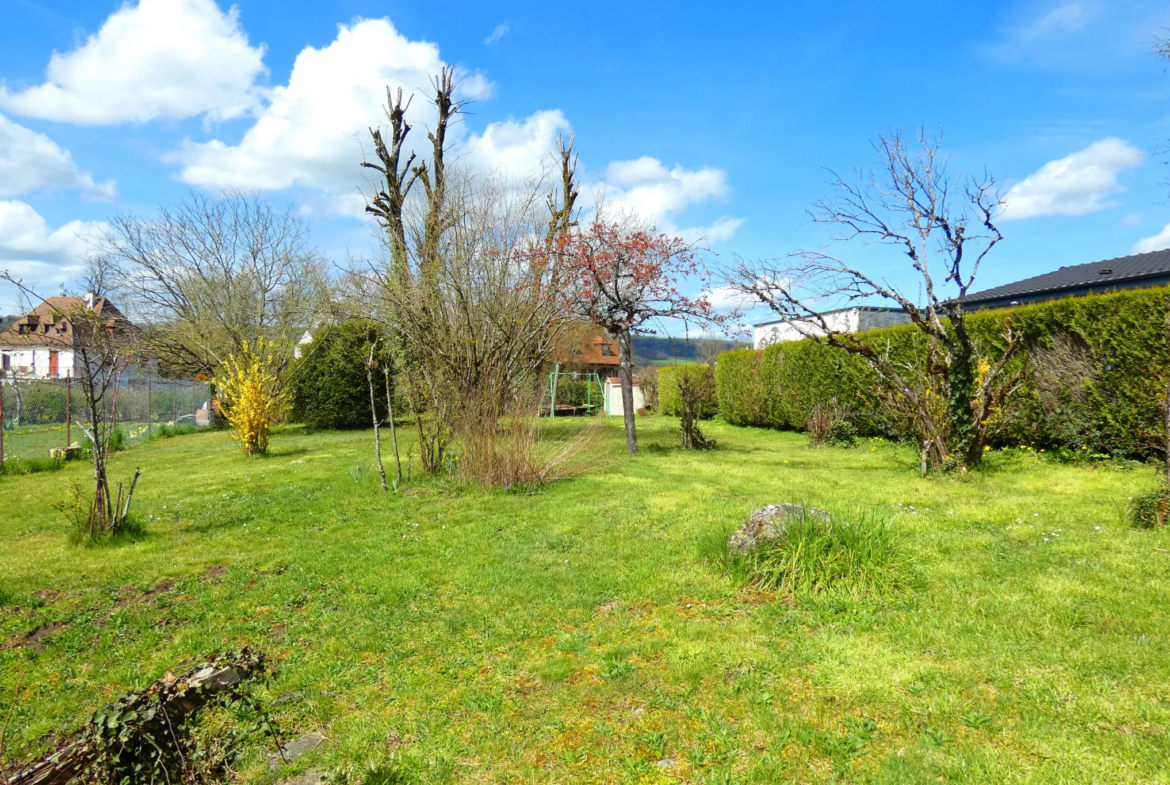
left=85, top=292, right=94, bottom=309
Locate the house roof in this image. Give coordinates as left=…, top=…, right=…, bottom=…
left=754, top=305, right=904, bottom=329
left=548, top=322, right=619, bottom=366
left=0, top=295, right=128, bottom=349
left=963, top=249, right=1170, bottom=307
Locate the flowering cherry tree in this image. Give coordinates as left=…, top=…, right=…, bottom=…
left=559, top=221, right=728, bottom=454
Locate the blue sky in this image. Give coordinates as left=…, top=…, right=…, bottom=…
left=2, top=0, right=1169, bottom=327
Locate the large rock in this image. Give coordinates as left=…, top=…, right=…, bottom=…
left=727, top=504, right=831, bottom=556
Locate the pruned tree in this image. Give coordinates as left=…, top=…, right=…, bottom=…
left=725, top=128, right=1022, bottom=472
left=99, top=191, right=327, bottom=380
left=358, top=70, right=579, bottom=479
left=0, top=269, right=142, bottom=539
left=558, top=222, right=727, bottom=454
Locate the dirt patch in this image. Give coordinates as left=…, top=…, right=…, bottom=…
left=204, top=563, right=230, bottom=579
left=1, top=622, right=68, bottom=652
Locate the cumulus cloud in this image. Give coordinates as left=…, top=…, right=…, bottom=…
left=0, top=201, right=106, bottom=305
left=485, top=24, right=510, bottom=46
left=465, top=110, right=570, bottom=174
left=601, top=156, right=744, bottom=242
left=999, top=138, right=1142, bottom=220
left=168, top=16, right=740, bottom=238
left=1133, top=224, right=1170, bottom=254
left=173, top=17, right=469, bottom=215
left=0, top=114, right=115, bottom=199
left=0, top=0, right=266, bottom=125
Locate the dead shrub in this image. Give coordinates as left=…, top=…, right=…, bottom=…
left=457, top=386, right=598, bottom=490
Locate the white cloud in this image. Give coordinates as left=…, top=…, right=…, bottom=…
left=485, top=24, right=509, bottom=46
left=983, top=1, right=1170, bottom=67
left=173, top=17, right=468, bottom=215
left=1133, top=224, right=1170, bottom=254
left=169, top=16, right=741, bottom=239
left=1000, top=138, right=1142, bottom=220
left=0, top=201, right=106, bottom=304
left=1017, top=2, right=1092, bottom=41
left=1120, top=213, right=1142, bottom=227
left=601, top=156, right=744, bottom=242
left=0, top=0, right=266, bottom=125
left=465, top=110, right=570, bottom=175
left=0, top=113, right=115, bottom=199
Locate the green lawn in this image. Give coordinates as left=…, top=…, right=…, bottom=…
left=1, top=418, right=1168, bottom=784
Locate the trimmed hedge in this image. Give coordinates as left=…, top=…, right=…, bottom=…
left=658, top=364, right=718, bottom=418
left=289, top=320, right=391, bottom=430
left=716, top=286, right=1170, bottom=459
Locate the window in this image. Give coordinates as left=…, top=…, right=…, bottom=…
left=601, top=344, right=613, bottom=357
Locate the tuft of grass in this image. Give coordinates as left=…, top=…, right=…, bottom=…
left=149, top=422, right=202, bottom=440
left=0, top=455, right=63, bottom=477
left=1127, top=483, right=1170, bottom=528
left=740, top=508, right=918, bottom=597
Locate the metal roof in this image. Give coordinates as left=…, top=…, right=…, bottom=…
left=964, top=249, right=1170, bottom=306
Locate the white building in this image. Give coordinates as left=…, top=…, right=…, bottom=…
left=0, top=294, right=128, bottom=379
left=752, top=306, right=910, bottom=349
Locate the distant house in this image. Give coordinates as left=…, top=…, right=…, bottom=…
left=0, top=294, right=131, bottom=379
left=753, top=306, right=910, bottom=349
left=547, top=322, right=620, bottom=377
left=963, top=249, right=1170, bottom=311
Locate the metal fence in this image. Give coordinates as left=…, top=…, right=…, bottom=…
left=0, top=371, right=211, bottom=463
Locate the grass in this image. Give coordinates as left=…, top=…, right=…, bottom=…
left=1, top=417, right=1169, bottom=784
left=736, top=508, right=919, bottom=598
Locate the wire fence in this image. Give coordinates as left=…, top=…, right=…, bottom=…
left=0, top=371, right=211, bottom=463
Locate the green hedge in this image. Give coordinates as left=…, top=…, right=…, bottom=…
left=658, top=364, right=717, bottom=418
left=716, top=286, right=1170, bottom=459
left=289, top=320, right=391, bottom=430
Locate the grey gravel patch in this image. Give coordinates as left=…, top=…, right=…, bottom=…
left=630, top=707, right=645, bottom=718
left=655, top=757, right=679, bottom=768
left=268, top=732, right=325, bottom=770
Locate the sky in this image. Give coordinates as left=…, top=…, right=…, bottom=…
left=1, top=0, right=1169, bottom=329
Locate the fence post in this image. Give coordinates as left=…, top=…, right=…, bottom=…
left=172, top=379, right=177, bottom=425
left=147, top=374, right=152, bottom=437
left=65, top=375, right=71, bottom=447
left=0, top=371, right=5, bottom=466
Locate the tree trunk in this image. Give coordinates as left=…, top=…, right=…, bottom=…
left=385, top=367, right=403, bottom=483
left=367, top=363, right=387, bottom=492
left=616, top=329, right=638, bottom=455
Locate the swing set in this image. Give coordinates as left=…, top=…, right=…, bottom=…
left=544, top=367, right=605, bottom=418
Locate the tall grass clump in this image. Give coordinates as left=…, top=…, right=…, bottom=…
left=457, top=388, right=598, bottom=491
left=743, top=509, right=917, bottom=597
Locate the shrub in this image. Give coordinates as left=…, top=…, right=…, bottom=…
left=715, top=286, right=1170, bottom=459
left=659, top=364, right=717, bottom=418
left=289, top=320, right=392, bottom=430
left=825, top=419, right=858, bottom=448
left=458, top=387, right=597, bottom=490
left=1128, top=485, right=1170, bottom=528
left=216, top=339, right=288, bottom=457
left=741, top=509, right=916, bottom=597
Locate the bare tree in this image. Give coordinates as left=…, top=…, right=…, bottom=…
left=359, top=70, right=577, bottom=475
left=726, top=129, right=1022, bottom=471
left=99, top=191, right=327, bottom=379
left=1, top=270, right=142, bottom=538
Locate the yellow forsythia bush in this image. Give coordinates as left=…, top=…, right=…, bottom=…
left=216, top=339, right=288, bottom=456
